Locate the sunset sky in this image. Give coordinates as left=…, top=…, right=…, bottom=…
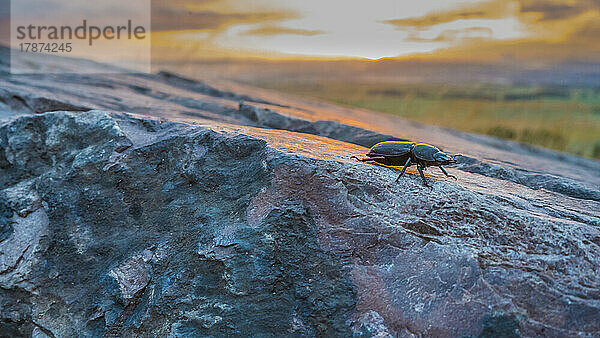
left=150, top=0, right=600, bottom=64
left=1, top=0, right=599, bottom=66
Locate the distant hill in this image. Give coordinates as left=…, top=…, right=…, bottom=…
left=155, top=57, right=600, bottom=86
left=2, top=43, right=598, bottom=85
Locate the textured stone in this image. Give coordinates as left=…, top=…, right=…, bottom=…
left=0, top=47, right=598, bottom=336
left=0, top=110, right=597, bottom=336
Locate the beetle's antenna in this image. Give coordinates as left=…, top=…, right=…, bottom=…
left=451, top=154, right=465, bottom=162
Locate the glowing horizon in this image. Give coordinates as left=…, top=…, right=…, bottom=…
left=3, top=0, right=599, bottom=65
left=148, top=0, right=600, bottom=64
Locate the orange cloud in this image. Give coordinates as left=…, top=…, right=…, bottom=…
left=575, top=15, right=600, bottom=41
left=402, top=14, right=600, bottom=65
left=406, top=27, right=493, bottom=42
left=519, top=0, right=599, bottom=21
left=384, top=0, right=599, bottom=30
left=151, top=0, right=297, bottom=33
left=151, top=8, right=295, bottom=32
left=383, top=1, right=515, bottom=29
left=242, top=25, right=325, bottom=36
left=379, top=0, right=600, bottom=64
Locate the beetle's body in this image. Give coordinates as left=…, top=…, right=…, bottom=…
left=352, top=141, right=458, bottom=187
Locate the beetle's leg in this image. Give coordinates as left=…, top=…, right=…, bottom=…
left=395, top=157, right=411, bottom=182
left=417, top=164, right=432, bottom=188
left=352, top=156, right=386, bottom=163
left=439, top=166, right=457, bottom=180
left=351, top=156, right=373, bottom=162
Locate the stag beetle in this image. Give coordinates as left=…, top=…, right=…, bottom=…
left=351, top=141, right=459, bottom=187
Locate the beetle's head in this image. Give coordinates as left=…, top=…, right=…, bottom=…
left=452, top=154, right=465, bottom=162
left=445, top=155, right=458, bottom=165
left=448, top=153, right=465, bottom=164
left=434, top=151, right=457, bottom=165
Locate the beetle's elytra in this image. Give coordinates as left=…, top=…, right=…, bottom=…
left=351, top=141, right=459, bottom=187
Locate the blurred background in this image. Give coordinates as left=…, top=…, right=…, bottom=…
left=3, top=0, right=600, bottom=158
left=152, top=0, right=600, bottom=159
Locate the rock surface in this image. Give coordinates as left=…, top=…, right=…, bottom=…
left=0, top=47, right=599, bottom=337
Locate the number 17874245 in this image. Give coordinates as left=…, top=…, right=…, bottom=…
left=19, top=43, right=73, bottom=53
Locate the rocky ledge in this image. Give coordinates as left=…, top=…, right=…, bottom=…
left=0, top=110, right=598, bottom=337
left=1, top=46, right=599, bottom=337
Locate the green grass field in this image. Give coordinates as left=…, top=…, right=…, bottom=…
left=250, top=80, right=600, bottom=159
